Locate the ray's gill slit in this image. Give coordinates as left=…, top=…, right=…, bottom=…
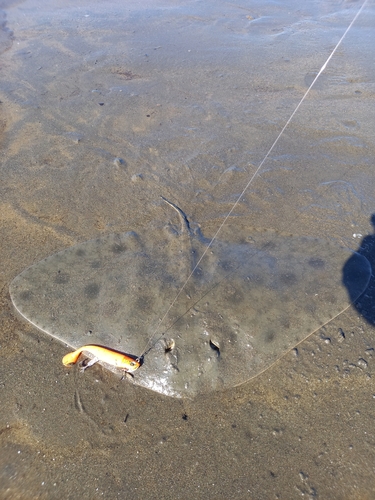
left=138, top=0, right=370, bottom=362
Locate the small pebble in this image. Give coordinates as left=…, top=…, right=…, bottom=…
left=113, top=157, right=125, bottom=167
left=357, top=358, right=368, bottom=369
left=131, top=174, right=143, bottom=182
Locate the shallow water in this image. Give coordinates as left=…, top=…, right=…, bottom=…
left=1, top=0, right=375, bottom=497
left=9, top=209, right=371, bottom=397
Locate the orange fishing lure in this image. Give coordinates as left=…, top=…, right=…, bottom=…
left=62, top=345, right=141, bottom=372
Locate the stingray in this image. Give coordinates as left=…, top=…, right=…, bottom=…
left=9, top=200, right=371, bottom=397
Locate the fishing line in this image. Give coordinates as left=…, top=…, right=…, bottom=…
left=139, top=0, right=369, bottom=359
left=140, top=240, right=266, bottom=358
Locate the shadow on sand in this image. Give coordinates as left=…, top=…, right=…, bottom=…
left=343, top=214, right=375, bottom=325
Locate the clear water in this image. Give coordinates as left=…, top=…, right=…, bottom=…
left=10, top=207, right=371, bottom=397
left=4, top=0, right=374, bottom=398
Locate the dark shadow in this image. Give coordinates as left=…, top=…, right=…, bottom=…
left=343, top=214, right=375, bottom=325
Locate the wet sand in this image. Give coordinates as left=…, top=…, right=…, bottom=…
left=1, top=0, right=375, bottom=498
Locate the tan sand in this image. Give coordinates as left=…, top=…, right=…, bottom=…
left=0, top=0, right=374, bottom=498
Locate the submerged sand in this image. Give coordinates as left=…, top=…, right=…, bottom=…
left=1, top=0, right=375, bottom=498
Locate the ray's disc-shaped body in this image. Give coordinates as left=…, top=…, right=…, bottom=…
left=10, top=218, right=370, bottom=398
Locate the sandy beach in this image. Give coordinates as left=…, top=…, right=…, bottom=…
left=1, top=0, right=375, bottom=498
